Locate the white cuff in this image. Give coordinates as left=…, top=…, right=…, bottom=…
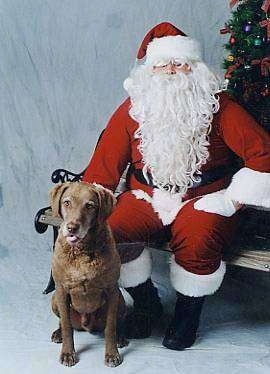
left=170, top=257, right=226, bottom=297
left=225, top=167, right=270, bottom=208
left=194, top=190, right=236, bottom=217
left=118, top=248, right=152, bottom=288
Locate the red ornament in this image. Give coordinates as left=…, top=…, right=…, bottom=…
left=230, top=36, right=236, bottom=44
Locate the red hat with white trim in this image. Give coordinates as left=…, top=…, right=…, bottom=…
left=136, top=22, right=202, bottom=65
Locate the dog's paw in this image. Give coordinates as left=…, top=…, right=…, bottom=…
left=60, top=350, right=77, bottom=366
left=51, top=328, right=62, bottom=343
left=105, top=352, right=122, bottom=367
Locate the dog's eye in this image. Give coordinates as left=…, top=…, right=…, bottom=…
left=63, top=200, right=71, bottom=207
left=85, top=202, right=95, bottom=210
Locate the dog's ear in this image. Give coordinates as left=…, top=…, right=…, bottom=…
left=93, top=184, right=116, bottom=223
left=49, top=182, right=71, bottom=217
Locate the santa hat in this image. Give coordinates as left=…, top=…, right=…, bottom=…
left=136, top=22, right=202, bottom=65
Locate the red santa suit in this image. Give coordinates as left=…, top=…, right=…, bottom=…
left=82, top=26, right=270, bottom=297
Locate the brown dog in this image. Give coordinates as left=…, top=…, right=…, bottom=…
left=49, top=181, right=127, bottom=367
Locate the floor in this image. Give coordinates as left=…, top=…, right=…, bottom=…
left=0, top=237, right=270, bottom=374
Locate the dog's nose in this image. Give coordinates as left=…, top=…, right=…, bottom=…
left=67, top=222, right=80, bottom=234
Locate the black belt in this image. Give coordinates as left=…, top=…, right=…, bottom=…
left=129, top=162, right=239, bottom=191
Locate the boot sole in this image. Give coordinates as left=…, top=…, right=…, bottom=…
left=162, top=336, right=196, bottom=351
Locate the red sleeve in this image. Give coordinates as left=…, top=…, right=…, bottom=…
left=82, top=98, right=132, bottom=191
left=219, top=100, right=270, bottom=172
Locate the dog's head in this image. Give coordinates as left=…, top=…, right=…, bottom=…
left=50, top=182, right=116, bottom=246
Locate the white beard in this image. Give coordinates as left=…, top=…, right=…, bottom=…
left=124, top=62, right=221, bottom=195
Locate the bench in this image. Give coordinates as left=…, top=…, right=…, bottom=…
left=34, top=168, right=270, bottom=294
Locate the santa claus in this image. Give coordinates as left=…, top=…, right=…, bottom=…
left=83, top=22, right=270, bottom=350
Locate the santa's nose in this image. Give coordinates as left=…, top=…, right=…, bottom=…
left=167, top=62, right=177, bottom=74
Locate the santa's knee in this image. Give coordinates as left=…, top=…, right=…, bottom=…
left=169, top=237, right=226, bottom=297
left=169, top=220, right=230, bottom=297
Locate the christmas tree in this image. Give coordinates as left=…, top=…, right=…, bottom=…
left=220, top=0, right=270, bottom=131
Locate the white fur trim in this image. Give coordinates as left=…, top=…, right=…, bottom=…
left=170, top=257, right=226, bottom=297
left=132, top=189, right=153, bottom=203
left=118, top=248, right=152, bottom=288
left=151, top=189, right=186, bottom=225
left=145, top=35, right=202, bottom=66
left=132, top=188, right=189, bottom=225
left=225, top=167, right=270, bottom=208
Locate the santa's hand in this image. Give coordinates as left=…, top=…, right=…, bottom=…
left=194, top=190, right=237, bottom=217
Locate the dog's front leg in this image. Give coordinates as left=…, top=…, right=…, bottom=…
left=55, top=286, right=76, bottom=366
left=104, top=287, right=122, bottom=367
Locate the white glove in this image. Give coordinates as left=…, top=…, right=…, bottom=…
left=194, top=190, right=236, bottom=217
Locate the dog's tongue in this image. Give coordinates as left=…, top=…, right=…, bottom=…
left=66, top=235, right=80, bottom=245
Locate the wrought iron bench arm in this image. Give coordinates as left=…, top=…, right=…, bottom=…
left=51, top=168, right=85, bottom=183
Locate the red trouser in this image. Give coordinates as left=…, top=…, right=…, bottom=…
left=108, top=191, right=239, bottom=275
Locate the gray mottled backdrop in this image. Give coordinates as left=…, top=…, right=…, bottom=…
left=0, top=0, right=231, bottom=247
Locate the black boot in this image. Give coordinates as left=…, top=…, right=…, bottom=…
left=162, top=292, right=205, bottom=350
left=124, top=278, right=163, bottom=339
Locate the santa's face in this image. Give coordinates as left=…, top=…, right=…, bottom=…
left=124, top=60, right=220, bottom=195
left=152, top=59, right=191, bottom=75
